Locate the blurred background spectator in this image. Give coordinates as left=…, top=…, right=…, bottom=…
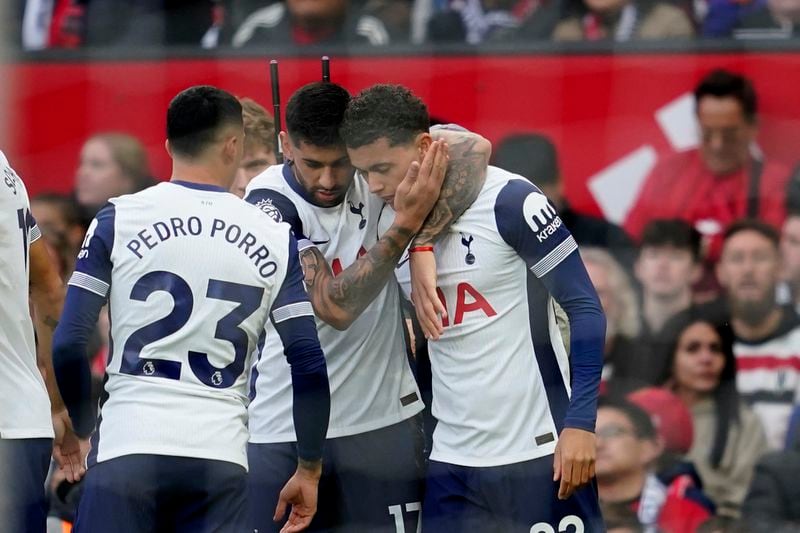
left=596, top=397, right=713, bottom=532
left=231, top=97, right=277, bottom=198
left=778, top=210, right=800, bottom=313
left=552, top=0, right=695, bottom=41
left=708, top=220, right=800, bottom=450
left=740, top=404, right=800, bottom=532
left=73, top=132, right=152, bottom=226
left=30, top=193, right=85, bottom=281
left=495, top=134, right=636, bottom=271
left=625, top=70, right=791, bottom=265
left=656, top=314, right=767, bottom=518
left=630, top=219, right=703, bottom=386
left=734, top=0, right=800, bottom=39
left=581, top=248, right=642, bottom=389
left=426, top=0, right=561, bottom=43
left=228, top=0, right=406, bottom=47
left=84, top=0, right=218, bottom=48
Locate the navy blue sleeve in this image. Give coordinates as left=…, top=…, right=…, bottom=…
left=53, top=203, right=115, bottom=437
left=269, top=233, right=330, bottom=461
left=495, top=179, right=605, bottom=432
left=245, top=188, right=307, bottom=241
left=53, top=289, right=104, bottom=437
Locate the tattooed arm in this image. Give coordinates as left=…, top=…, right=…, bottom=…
left=29, top=238, right=85, bottom=482
left=29, top=238, right=67, bottom=413
left=413, top=128, right=491, bottom=246
left=409, top=129, right=491, bottom=340
left=301, top=141, right=449, bottom=330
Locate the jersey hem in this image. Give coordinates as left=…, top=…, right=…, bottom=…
left=429, top=441, right=557, bottom=467
left=0, top=427, right=55, bottom=439
left=249, top=402, right=423, bottom=443
left=95, top=445, right=248, bottom=470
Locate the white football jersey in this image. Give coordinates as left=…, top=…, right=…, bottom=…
left=396, top=167, right=583, bottom=467
left=245, top=164, right=422, bottom=442
left=0, top=150, right=53, bottom=439
left=69, top=181, right=310, bottom=468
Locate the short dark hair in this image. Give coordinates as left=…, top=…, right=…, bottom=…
left=694, top=69, right=757, bottom=123
left=285, top=82, right=350, bottom=148
left=640, top=219, right=702, bottom=261
left=494, top=134, right=559, bottom=185
left=341, top=84, right=430, bottom=149
left=598, top=396, right=657, bottom=441
left=167, top=85, right=243, bottom=158
left=723, top=218, right=780, bottom=249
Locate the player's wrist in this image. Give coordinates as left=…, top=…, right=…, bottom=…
left=297, top=458, right=323, bottom=479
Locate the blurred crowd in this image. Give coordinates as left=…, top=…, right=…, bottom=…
left=8, top=0, right=800, bottom=51
left=24, top=66, right=800, bottom=532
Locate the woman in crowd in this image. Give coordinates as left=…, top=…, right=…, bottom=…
left=73, top=132, right=152, bottom=224
left=657, top=313, right=767, bottom=519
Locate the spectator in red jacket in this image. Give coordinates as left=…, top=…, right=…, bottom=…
left=597, top=397, right=713, bottom=532
left=625, top=69, right=791, bottom=263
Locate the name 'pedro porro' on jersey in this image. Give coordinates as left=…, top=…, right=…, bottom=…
left=397, top=166, right=579, bottom=468
left=245, top=163, right=422, bottom=442
left=68, top=181, right=302, bottom=468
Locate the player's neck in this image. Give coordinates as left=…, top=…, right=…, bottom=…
left=170, top=160, right=232, bottom=190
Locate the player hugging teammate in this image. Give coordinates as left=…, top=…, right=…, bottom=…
left=3, top=70, right=605, bottom=532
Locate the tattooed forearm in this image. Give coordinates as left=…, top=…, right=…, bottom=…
left=414, top=134, right=489, bottom=246
left=300, top=225, right=415, bottom=329
left=43, top=315, right=59, bottom=332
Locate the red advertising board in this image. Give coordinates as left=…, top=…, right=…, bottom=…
left=4, top=52, right=800, bottom=215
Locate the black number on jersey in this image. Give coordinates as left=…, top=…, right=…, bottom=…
left=120, top=271, right=264, bottom=387
left=4, top=167, right=18, bottom=195
left=17, top=208, right=33, bottom=267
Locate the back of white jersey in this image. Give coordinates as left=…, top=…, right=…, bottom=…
left=0, top=151, right=53, bottom=439
left=246, top=165, right=422, bottom=441
left=70, top=181, right=295, bottom=467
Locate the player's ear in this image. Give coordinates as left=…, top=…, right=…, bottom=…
left=279, top=131, right=293, bottom=161
left=417, top=132, right=433, bottom=157
left=165, top=139, right=173, bottom=157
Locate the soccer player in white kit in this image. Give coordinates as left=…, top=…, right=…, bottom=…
left=245, top=81, right=490, bottom=533
left=1, top=150, right=84, bottom=532
left=342, top=85, right=607, bottom=532
left=52, top=86, right=331, bottom=533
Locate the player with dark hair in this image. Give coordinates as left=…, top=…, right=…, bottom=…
left=53, top=85, right=331, bottom=533
left=1, top=150, right=84, bottom=533
left=341, top=84, right=606, bottom=532
left=244, top=81, right=489, bottom=533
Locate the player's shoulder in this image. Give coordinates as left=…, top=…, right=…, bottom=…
left=487, top=166, right=543, bottom=204
left=246, top=164, right=290, bottom=194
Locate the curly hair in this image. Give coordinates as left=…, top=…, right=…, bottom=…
left=340, top=84, right=430, bottom=149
